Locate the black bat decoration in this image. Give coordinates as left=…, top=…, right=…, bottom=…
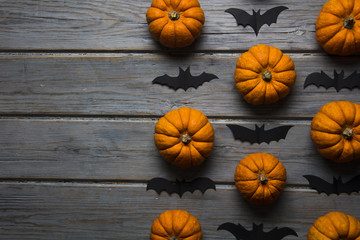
left=304, top=70, right=360, bottom=92
left=225, top=6, right=288, bottom=36
left=152, top=66, right=218, bottom=91
left=303, top=175, right=360, bottom=195
left=226, top=124, right=293, bottom=144
left=217, top=222, right=298, bottom=240
left=146, top=177, right=216, bottom=197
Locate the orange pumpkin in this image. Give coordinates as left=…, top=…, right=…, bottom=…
left=308, top=212, right=360, bottom=240
left=150, top=209, right=202, bottom=240
left=311, top=101, right=360, bottom=163
left=234, top=153, right=287, bottom=204
left=234, top=44, right=296, bottom=105
left=154, top=107, right=214, bottom=168
left=316, top=0, right=360, bottom=56
left=146, top=0, right=205, bottom=48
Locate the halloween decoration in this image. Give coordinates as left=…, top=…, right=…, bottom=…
left=225, top=6, right=288, bottom=36
left=152, top=66, right=218, bottom=91
left=310, top=101, right=360, bottom=163
left=308, top=212, right=360, bottom=240
left=304, top=70, right=360, bottom=92
left=234, top=44, right=296, bottom=105
left=227, top=124, right=293, bottom=144
left=146, top=0, right=205, bottom=48
left=218, top=222, right=298, bottom=240
left=234, top=153, right=287, bottom=204
left=146, top=177, right=216, bottom=197
left=154, top=107, right=214, bottom=168
left=151, top=209, right=202, bottom=240
left=316, top=0, right=360, bottom=56
left=303, top=174, right=360, bottom=195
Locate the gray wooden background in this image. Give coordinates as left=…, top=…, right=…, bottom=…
left=0, top=0, right=359, bottom=239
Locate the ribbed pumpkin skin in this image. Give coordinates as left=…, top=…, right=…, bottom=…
left=154, top=107, right=214, bottom=168
left=311, top=101, right=360, bottom=163
left=146, top=0, right=205, bottom=48
left=234, top=153, right=287, bottom=204
left=234, top=44, right=296, bottom=105
left=150, top=210, right=202, bottom=240
left=308, top=212, right=360, bottom=240
left=316, top=0, right=360, bottom=56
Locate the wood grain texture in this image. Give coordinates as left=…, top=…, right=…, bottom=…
left=0, top=182, right=359, bottom=239
left=0, top=53, right=359, bottom=117
left=1, top=118, right=359, bottom=184
left=0, top=0, right=324, bottom=51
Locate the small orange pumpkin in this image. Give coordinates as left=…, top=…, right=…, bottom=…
left=316, top=0, right=360, bottom=56
left=311, top=101, right=360, bottom=163
left=154, top=107, right=214, bottom=168
left=234, top=44, right=296, bottom=105
left=234, top=153, right=287, bottom=204
left=150, top=209, right=202, bottom=240
left=308, top=212, right=360, bottom=240
left=146, top=0, right=205, bottom=48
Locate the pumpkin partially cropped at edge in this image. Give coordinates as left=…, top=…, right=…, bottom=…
left=311, top=101, right=360, bottom=163
left=154, top=107, right=214, bottom=168
left=151, top=209, right=202, bottom=240
left=308, top=212, right=360, bottom=240
left=146, top=0, right=205, bottom=48
left=234, top=44, right=296, bottom=105
left=234, top=153, right=287, bottom=204
left=316, top=0, right=360, bottom=56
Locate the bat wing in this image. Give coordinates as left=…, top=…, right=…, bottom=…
left=304, top=71, right=335, bottom=90
left=189, top=72, right=219, bottom=89
left=261, top=125, right=293, bottom=144
left=225, top=8, right=254, bottom=27
left=183, top=177, right=216, bottom=195
left=266, top=227, right=298, bottom=240
left=341, top=71, right=360, bottom=91
left=303, top=175, right=334, bottom=195
left=146, top=178, right=179, bottom=196
left=152, top=74, right=183, bottom=90
left=226, top=124, right=258, bottom=144
left=341, top=174, right=360, bottom=194
left=217, top=222, right=250, bottom=240
left=257, top=6, right=288, bottom=30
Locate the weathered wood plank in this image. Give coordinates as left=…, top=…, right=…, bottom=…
left=1, top=118, right=359, bottom=184
left=0, top=182, right=359, bottom=239
left=0, top=0, right=324, bottom=51
left=0, top=53, right=359, bottom=117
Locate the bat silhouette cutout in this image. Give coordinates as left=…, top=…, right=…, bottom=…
left=152, top=66, right=218, bottom=91
left=225, top=6, right=288, bottom=36
left=146, top=177, right=216, bottom=197
left=303, top=175, right=360, bottom=195
left=226, top=124, right=293, bottom=144
left=217, top=222, right=298, bottom=240
left=304, top=70, right=360, bottom=92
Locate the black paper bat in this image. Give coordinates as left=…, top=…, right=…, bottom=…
left=217, top=222, right=298, bottom=240
left=146, top=177, right=216, bottom=197
left=304, top=70, right=360, bottom=92
left=225, top=6, right=288, bottom=36
left=226, top=124, right=293, bottom=144
left=303, top=175, right=360, bottom=195
left=152, top=66, right=218, bottom=91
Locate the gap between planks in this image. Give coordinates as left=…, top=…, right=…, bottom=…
left=0, top=180, right=314, bottom=192
left=0, top=115, right=313, bottom=122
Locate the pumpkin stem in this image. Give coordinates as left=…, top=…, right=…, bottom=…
left=181, top=133, right=191, bottom=144
left=262, top=70, right=272, bottom=82
left=168, top=10, right=180, bottom=21
left=343, top=17, right=355, bottom=29
left=259, top=173, right=268, bottom=185
left=342, top=128, right=353, bottom=140
left=169, top=237, right=178, bottom=240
